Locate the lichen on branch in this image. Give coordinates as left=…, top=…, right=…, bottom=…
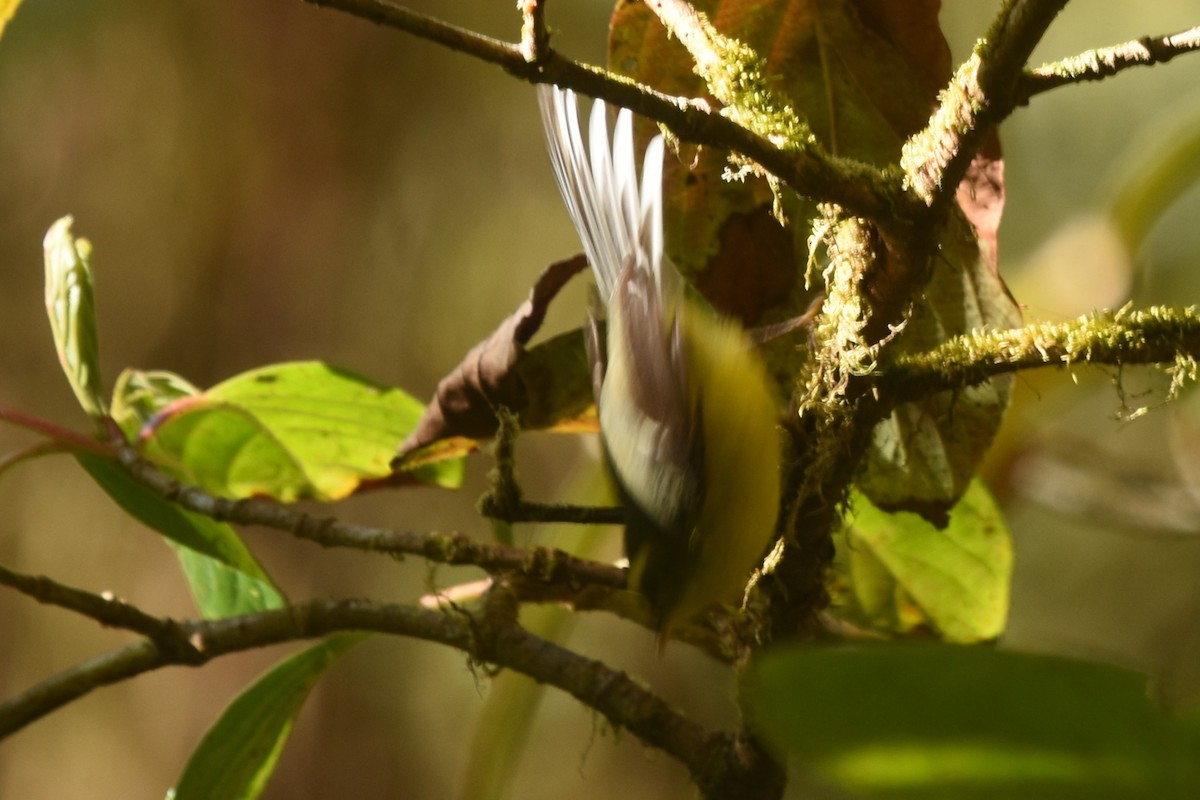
left=878, top=305, right=1200, bottom=404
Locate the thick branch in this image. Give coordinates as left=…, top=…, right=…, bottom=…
left=1020, top=25, right=1200, bottom=100
left=876, top=305, right=1200, bottom=403
left=0, top=592, right=753, bottom=794
left=0, top=642, right=167, bottom=738
left=114, top=446, right=749, bottom=656
left=642, top=0, right=825, bottom=166
left=903, top=0, right=1069, bottom=206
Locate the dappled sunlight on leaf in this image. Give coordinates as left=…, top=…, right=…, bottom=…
left=128, top=361, right=462, bottom=500
left=747, top=644, right=1200, bottom=799
left=831, top=480, right=1012, bottom=642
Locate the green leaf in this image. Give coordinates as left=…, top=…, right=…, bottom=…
left=77, top=454, right=284, bottom=618
left=460, top=606, right=573, bottom=800
left=170, top=634, right=364, bottom=800
left=110, top=368, right=202, bottom=437
left=143, top=401, right=312, bottom=500
left=142, top=361, right=463, bottom=501
left=166, top=542, right=285, bottom=620
left=745, top=644, right=1200, bottom=799
left=858, top=211, right=1021, bottom=513
left=458, top=466, right=609, bottom=800
left=43, top=216, right=107, bottom=422
left=832, top=479, right=1012, bottom=642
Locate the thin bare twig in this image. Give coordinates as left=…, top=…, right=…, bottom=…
left=1020, top=25, right=1200, bottom=100
left=302, top=0, right=893, bottom=222
left=310, top=0, right=518, bottom=67
left=876, top=305, right=1200, bottom=404
left=0, top=404, right=115, bottom=456
left=0, top=440, right=71, bottom=478
left=0, top=564, right=188, bottom=645
left=113, top=445, right=626, bottom=590
left=479, top=406, right=626, bottom=527
left=481, top=497, right=626, bottom=526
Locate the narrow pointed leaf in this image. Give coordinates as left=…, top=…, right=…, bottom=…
left=43, top=216, right=107, bottom=421
left=77, top=454, right=284, bottom=617
left=170, top=634, right=364, bottom=800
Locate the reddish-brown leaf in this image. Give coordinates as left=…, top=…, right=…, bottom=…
left=611, top=0, right=1015, bottom=514
left=608, top=0, right=965, bottom=327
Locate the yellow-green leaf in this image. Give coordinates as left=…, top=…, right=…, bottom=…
left=833, top=479, right=1012, bottom=642
left=43, top=216, right=107, bottom=421
left=171, top=634, right=363, bottom=800
left=139, top=361, right=463, bottom=501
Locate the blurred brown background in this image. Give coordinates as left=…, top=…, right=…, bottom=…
left=2, top=1, right=1200, bottom=798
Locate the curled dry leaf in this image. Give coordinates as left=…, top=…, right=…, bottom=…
left=393, top=254, right=594, bottom=470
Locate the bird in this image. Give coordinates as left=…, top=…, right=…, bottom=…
left=538, top=85, right=783, bottom=640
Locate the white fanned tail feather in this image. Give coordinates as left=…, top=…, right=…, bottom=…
left=537, top=85, right=782, bottom=639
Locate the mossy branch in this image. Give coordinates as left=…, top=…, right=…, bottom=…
left=877, top=306, right=1200, bottom=404
left=1020, top=25, right=1200, bottom=101
left=902, top=0, right=1071, bottom=207
left=644, top=0, right=816, bottom=149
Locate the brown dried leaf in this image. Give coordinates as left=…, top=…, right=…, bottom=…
left=392, top=255, right=594, bottom=469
